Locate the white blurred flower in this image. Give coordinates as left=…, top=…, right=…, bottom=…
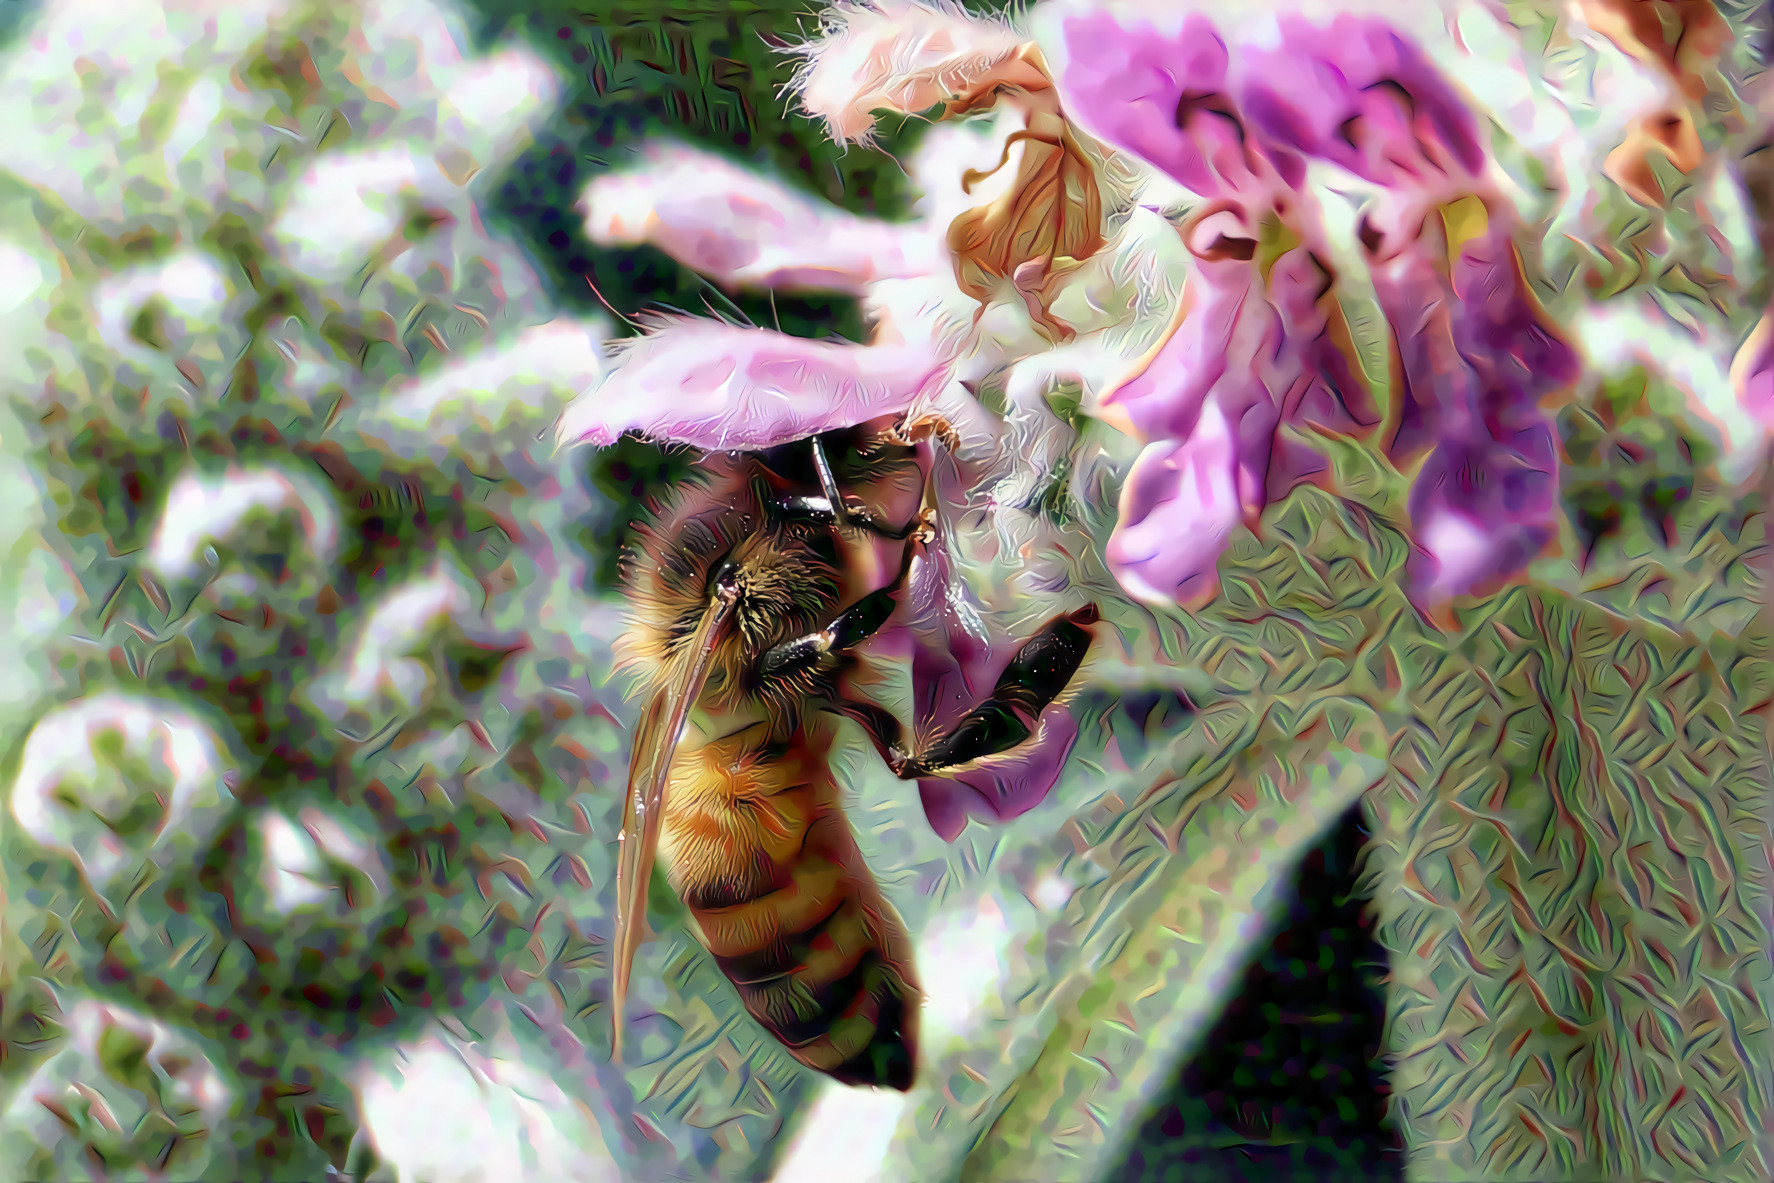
left=145, top=463, right=341, bottom=608
left=91, top=253, right=231, bottom=359
left=248, top=805, right=390, bottom=923
left=364, top=317, right=611, bottom=466
left=3, top=998, right=231, bottom=1178
left=0, top=237, right=50, bottom=321
left=0, top=0, right=294, bottom=217
left=770, top=1084, right=907, bottom=1183
left=344, top=575, right=469, bottom=702
left=354, top=1020, right=623, bottom=1183
left=915, top=894, right=1016, bottom=1046
left=7, top=692, right=240, bottom=893
left=1027, top=870, right=1074, bottom=913
left=304, top=559, right=519, bottom=744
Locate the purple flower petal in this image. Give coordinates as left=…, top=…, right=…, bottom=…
left=554, top=316, right=950, bottom=452
left=915, top=711, right=1083, bottom=842
left=1052, top=11, right=1380, bottom=610
left=844, top=443, right=1087, bottom=841
left=1237, top=15, right=1487, bottom=196
left=1105, top=408, right=1246, bottom=610
left=583, top=141, right=940, bottom=294
left=905, top=604, right=1086, bottom=842
left=1408, top=418, right=1560, bottom=601
left=1732, top=310, right=1774, bottom=424
left=1231, top=16, right=1577, bottom=604
left=1053, top=11, right=1302, bottom=199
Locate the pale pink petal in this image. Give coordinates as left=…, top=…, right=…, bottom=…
left=1730, top=310, right=1774, bottom=425
left=583, top=141, right=940, bottom=293
left=554, top=317, right=950, bottom=451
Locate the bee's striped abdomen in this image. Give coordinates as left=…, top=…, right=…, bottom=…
left=659, top=724, right=921, bottom=1091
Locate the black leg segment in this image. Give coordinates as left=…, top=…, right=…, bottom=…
left=760, top=585, right=903, bottom=680
left=760, top=535, right=921, bottom=682
left=836, top=605, right=1098, bottom=780
left=810, top=435, right=919, bottom=540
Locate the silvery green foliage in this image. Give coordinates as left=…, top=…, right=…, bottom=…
left=0, top=0, right=782, bottom=1177
left=1, top=999, right=232, bottom=1180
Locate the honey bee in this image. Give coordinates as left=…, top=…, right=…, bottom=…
left=609, top=414, right=1098, bottom=1091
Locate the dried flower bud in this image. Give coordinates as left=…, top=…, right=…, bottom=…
left=789, top=0, right=1120, bottom=342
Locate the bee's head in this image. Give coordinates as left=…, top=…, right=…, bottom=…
left=619, top=459, right=840, bottom=707
left=706, top=526, right=833, bottom=652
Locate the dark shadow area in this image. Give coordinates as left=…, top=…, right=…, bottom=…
left=1114, top=802, right=1404, bottom=1183
left=0, top=0, right=40, bottom=49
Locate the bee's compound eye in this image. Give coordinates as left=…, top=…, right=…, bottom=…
left=713, top=560, right=741, bottom=597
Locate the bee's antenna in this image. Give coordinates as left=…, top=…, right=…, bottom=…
left=585, top=274, right=642, bottom=332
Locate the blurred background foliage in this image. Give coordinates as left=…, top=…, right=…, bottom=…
left=0, top=1, right=1769, bottom=1182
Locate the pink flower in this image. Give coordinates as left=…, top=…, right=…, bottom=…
left=1051, top=6, right=1580, bottom=609
left=1238, top=14, right=1578, bottom=602
left=1052, top=10, right=1377, bottom=609
left=557, top=0, right=1161, bottom=461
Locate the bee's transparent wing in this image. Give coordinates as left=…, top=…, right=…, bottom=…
left=609, top=586, right=738, bottom=1062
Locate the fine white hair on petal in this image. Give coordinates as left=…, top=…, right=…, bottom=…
left=581, top=139, right=941, bottom=292
left=785, top=0, right=1029, bottom=147
left=555, top=314, right=951, bottom=452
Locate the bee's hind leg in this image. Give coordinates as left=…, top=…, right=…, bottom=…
left=840, top=604, right=1099, bottom=780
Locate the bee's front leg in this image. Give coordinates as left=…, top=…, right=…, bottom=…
left=809, top=435, right=922, bottom=541
left=889, top=411, right=964, bottom=455
left=759, top=536, right=920, bottom=681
